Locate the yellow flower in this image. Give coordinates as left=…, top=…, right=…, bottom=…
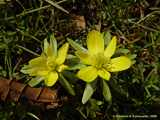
left=76, top=30, right=131, bottom=82
left=21, top=37, right=69, bottom=86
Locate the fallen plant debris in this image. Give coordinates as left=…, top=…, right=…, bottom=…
left=0, top=77, right=67, bottom=109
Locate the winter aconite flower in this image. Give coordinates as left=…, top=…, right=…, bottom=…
left=76, top=30, right=131, bottom=82
left=21, top=35, right=69, bottom=86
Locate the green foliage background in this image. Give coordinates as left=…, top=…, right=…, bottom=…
left=0, top=0, right=160, bottom=120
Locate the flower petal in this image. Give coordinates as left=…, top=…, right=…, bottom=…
left=29, top=56, right=46, bottom=66
left=44, top=34, right=57, bottom=58
left=45, top=72, right=58, bottom=86
left=75, top=51, right=94, bottom=65
left=77, top=66, right=98, bottom=82
left=98, top=69, right=111, bottom=81
left=44, top=42, right=56, bottom=58
left=50, top=33, right=57, bottom=56
left=57, top=64, right=68, bottom=72
left=56, top=43, right=69, bottom=65
left=44, top=38, right=49, bottom=55
left=37, top=70, right=49, bottom=76
left=21, top=56, right=48, bottom=76
left=109, top=56, right=131, bottom=72
left=21, top=67, right=37, bottom=76
left=87, top=30, right=104, bottom=55
left=104, top=36, right=117, bottom=58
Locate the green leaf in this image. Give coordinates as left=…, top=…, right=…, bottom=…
left=0, top=0, right=11, bottom=4
left=45, top=0, right=69, bottom=14
left=27, top=112, right=40, bottom=120
left=102, top=80, right=112, bottom=102
left=152, top=85, right=160, bottom=91
left=67, top=63, right=86, bottom=70
left=59, top=74, right=75, bottom=96
left=44, top=38, right=49, bottom=55
left=0, top=43, right=7, bottom=51
left=28, top=77, right=44, bottom=87
left=116, top=48, right=130, bottom=54
left=127, top=54, right=137, bottom=60
left=50, top=33, right=57, bottom=56
left=82, top=83, right=94, bottom=104
left=16, top=45, right=40, bottom=56
left=102, top=31, right=111, bottom=46
left=67, top=38, right=87, bottom=52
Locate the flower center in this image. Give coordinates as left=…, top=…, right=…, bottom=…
left=46, top=57, right=66, bottom=73
left=93, top=53, right=110, bottom=69
left=47, top=57, right=57, bottom=71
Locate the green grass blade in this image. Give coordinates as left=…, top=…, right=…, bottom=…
left=45, top=0, right=69, bottom=14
